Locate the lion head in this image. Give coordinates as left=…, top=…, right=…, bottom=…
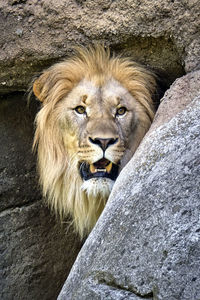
left=33, top=45, right=158, bottom=238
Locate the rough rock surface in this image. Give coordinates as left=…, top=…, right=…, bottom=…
left=150, top=70, right=200, bottom=131
left=58, top=72, right=200, bottom=300
left=0, top=94, right=82, bottom=300
left=1, top=0, right=200, bottom=93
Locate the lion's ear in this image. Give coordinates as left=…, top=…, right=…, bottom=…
left=33, top=78, right=42, bottom=101
left=33, top=72, right=50, bottom=102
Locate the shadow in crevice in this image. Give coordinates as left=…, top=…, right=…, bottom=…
left=111, top=36, right=185, bottom=87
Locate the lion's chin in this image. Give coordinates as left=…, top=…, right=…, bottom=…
left=81, top=177, right=114, bottom=199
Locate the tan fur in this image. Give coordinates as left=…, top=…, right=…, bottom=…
left=33, top=45, right=157, bottom=238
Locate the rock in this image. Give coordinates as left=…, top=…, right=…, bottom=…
left=149, top=70, right=200, bottom=131
left=0, top=93, right=82, bottom=300
left=1, top=0, right=200, bottom=93
left=58, top=71, right=200, bottom=300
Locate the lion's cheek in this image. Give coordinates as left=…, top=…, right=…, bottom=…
left=62, top=132, right=79, bottom=158
left=78, top=146, right=103, bottom=165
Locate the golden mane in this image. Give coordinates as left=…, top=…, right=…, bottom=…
left=33, top=45, right=157, bottom=238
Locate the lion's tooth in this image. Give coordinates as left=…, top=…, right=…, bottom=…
left=106, top=162, right=112, bottom=173
left=90, top=163, right=111, bottom=174
left=90, top=164, right=96, bottom=173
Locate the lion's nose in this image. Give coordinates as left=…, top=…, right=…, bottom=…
left=89, top=137, right=118, bottom=151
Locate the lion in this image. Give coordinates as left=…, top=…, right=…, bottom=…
left=32, top=45, right=159, bottom=238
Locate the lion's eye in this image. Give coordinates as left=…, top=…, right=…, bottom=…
left=116, top=107, right=127, bottom=116
left=75, top=106, right=86, bottom=114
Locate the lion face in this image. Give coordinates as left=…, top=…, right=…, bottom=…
left=60, top=78, right=141, bottom=194
left=33, top=45, right=157, bottom=237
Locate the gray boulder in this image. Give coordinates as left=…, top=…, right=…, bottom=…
left=58, top=72, right=200, bottom=300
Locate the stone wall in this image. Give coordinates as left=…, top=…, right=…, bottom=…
left=0, top=94, right=82, bottom=300
left=1, top=0, right=200, bottom=94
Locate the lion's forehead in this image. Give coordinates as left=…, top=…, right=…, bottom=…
left=66, top=78, right=132, bottom=108
left=102, top=79, right=129, bottom=100
left=76, top=79, right=99, bottom=98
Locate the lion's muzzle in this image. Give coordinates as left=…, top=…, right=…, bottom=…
left=89, top=137, right=118, bottom=151
left=80, top=158, right=119, bottom=181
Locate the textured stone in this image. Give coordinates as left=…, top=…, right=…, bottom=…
left=58, top=72, right=200, bottom=299
left=0, top=94, right=82, bottom=300
left=149, top=70, right=200, bottom=131
left=1, top=0, right=200, bottom=93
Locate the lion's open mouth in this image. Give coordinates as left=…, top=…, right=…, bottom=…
left=80, top=158, right=119, bottom=181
